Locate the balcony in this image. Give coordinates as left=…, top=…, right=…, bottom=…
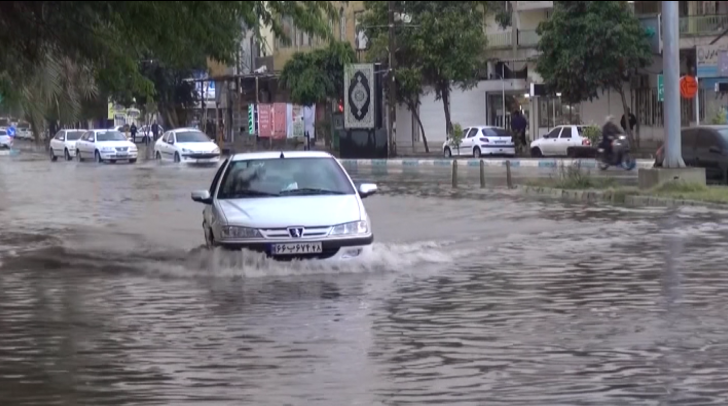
left=516, top=1, right=553, bottom=11
left=485, top=30, right=541, bottom=49
left=679, top=14, right=728, bottom=37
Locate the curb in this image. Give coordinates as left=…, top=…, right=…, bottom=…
left=0, top=149, right=20, bottom=156
left=339, top=158, right=654, bottom=170
left=518, top=185, right=728, bottom=209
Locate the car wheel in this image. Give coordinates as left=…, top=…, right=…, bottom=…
left=473, top=147, right=481, bottom=158
left=49, top=148, right=57, bottom=162
left=64, top=148, right=72, bottom=161
left=95, top=150, right=103, bottom=163
left=174, top=152, right=181, bottom=163
left=129, top=158, right=137, bottom=164
left=530, top=147, right=543, bottom=158
left=444, top=147, right=452, bottom=158
left=76, top=150, right=83, bottom=162
left=155, top=151, right=162, bottom=160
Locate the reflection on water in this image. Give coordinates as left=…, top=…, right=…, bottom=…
left=2, top=158, right=728, bottom=405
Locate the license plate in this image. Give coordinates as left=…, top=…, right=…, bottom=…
left=272, top=242, right=323, bottom=255
left=116, top=153, right=128, bottom=156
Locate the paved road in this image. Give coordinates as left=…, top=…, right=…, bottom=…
left=1, top=157, right=728, bottom=405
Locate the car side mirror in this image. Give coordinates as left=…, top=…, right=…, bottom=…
left=168, top=139, right=174, bottom=144
left=709, top=146, right=722, bottom=154
left=357, top=183, right=378, bottom=198
left=191, top=190, right=212, bottom=204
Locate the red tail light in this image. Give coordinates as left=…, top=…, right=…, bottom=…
left=582, top=139, right=591, bottom=146
left=479, top=137, right=490, bottom=143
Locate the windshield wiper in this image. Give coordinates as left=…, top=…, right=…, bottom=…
left=280, top=188, right=346, bottom=196
left=222, top=190, right=278, bottom=198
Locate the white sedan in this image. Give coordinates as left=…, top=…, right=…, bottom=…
left=49, top=129, right=85, bottom=161
left=0, top=128, right=12, bottom=149
left=75, top=129, right=138, bottom=163
left=154, top=128, right=220, bottom=164
left=442, top=126, right=515, bottom=158
left=530, top=125, right=592, bottom=157
left=190, top=150, right=377, bottom=261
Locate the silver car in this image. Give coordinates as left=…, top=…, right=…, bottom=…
left=191, top=151, right=378, bottom=261
left=0, top=128, right=12, bottom=149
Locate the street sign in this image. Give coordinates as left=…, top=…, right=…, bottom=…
left=680, top=75, right=698, bottom=99
left=657, top=74, right=664, bottom=102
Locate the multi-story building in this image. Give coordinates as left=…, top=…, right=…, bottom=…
left=395, top=0, right=728, bottom=151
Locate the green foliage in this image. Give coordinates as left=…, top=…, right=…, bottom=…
left=582, top=124, right=602, bottom=145
left=535, top=1, right=652, bottom=105
left=710, top=108, right=728, bottom=125
left=280, top=41, right=357, bottom=106
left=450, top=123, right=464, bottom=152
left=362, top=1, right=491, bottom=136
left=0, top=1, right=340, bottom=118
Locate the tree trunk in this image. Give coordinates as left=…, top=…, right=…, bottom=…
left=441, top=87, right=453, bottom=137
left=617, top=88, right=635, bottom=145
left=408, top=100, right=429, bottom=153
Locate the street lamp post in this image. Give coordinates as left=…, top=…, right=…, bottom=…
left=661, top=0, right=685, bottom=168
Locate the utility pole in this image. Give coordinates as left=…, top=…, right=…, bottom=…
left=662, top=1, right=685, bottom=168
left=387, top=0, right=397, bottom=157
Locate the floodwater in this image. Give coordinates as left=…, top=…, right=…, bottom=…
left=2, top=154, right=728, bottom=405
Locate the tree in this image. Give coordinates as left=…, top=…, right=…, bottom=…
left=362, top=1, right=491, bottom=141
left=535, top=1, right=652, bottom=143
left=280, top=41, right=356, bottom=143
left=0, top=1, right=340, bottom=103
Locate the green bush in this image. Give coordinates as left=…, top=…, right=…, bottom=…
left=582, top=124, right=601, bottom=145
left=710, top=109, right=727, bottom=125
left=450, top=123, right=464, bottom=153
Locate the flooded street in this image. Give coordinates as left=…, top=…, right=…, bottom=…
left=2, top=155, right=728, bottom=405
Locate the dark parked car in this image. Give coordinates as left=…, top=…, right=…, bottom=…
left=654, top=125, right=728, bottom=183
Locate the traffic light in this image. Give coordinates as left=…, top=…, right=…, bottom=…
left=247, top=104, right=258, bottom=135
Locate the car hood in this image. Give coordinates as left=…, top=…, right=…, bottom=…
left=177, top=142, right=219, bottom=152
left=97, top=141, right=136, bottom=148
left=218, top=195, right=363, bottom=228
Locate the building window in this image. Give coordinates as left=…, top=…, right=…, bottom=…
left=538, top=97, right=581, bottom=127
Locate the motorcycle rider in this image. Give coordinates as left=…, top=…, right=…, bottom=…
left=600, top=116, right=623, bottom=161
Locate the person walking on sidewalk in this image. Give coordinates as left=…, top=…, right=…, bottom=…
left=510, top=109, right=528, bottom=154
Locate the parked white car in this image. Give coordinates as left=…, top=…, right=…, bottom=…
left=75, top=129, right=138, bottom=163
left=49, top=129, right=86, bottom=161
left=16, top=125, right=32, bottom=140
left=530, top=125, right=592, bottom=157
left=154, top=128, right=220, bottom=164
left=442, top=126, right=515, bottom=158
left=0, top=128, right=12, bottom=149
left=190, top=151, right=377, bottom=261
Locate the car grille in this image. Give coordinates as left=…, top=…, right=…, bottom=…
left=115, top=147, right=128, bottom=152
left=259, top=226, right=331, bottom=239
left=185, top=153, right=219, bottom=159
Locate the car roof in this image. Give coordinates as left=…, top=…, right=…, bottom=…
left=171, top=127, right=201, bottom=133
left=230, top=150, right=334, bottom=161
left=466, top=125, right=503, bottom=129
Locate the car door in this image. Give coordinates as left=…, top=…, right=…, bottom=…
left=556, top=126, right=577, bottom=156
left=206, top=158, right=230, bottom=239
left=541, top=127, right=562, bottom=155
left=680, top=128, right=699, bottom=168
left=694, top=129, right=723, bottom=182
left=162, top=132, right=175, bottom=158
left=76, top=132, right=88, bottom=157
left=51, top=131, right=65, bottom=155
left=453, top=127, right=470, bottom=156
left=462, top=128, right=479, bottom=155
left=83, top=132, right=96, bottom=158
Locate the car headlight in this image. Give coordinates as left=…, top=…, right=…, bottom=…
left=221, top=226, right=261, bottom=239
left=329, top=220, right=369, bottom=236
left=212, top=147, right=220, bottom=154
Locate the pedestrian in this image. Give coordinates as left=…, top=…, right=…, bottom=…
left=620, top=108, right=638, bottom=134
left=129, top=122, right=138, bottom=143
left=151, top=122, right=160, bottom=142
left=510, top=109, right=528, bottom=153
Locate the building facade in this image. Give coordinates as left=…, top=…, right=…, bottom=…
left=395, top=0, right=728, bottom=153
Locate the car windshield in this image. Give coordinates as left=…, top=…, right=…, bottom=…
left=96, top=131, right=127, bottom=141
left=217, top=157, right=356, bottom=199
left=67, top=131, right=84, bottom=140
left=176, top=131, right=210, bottom=143
left=716, top=129, right=728, bottom=141
left=0, top=130, right=7, bottom=136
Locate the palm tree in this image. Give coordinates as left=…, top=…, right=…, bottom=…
left=9, top=52, right=98, bottom=144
